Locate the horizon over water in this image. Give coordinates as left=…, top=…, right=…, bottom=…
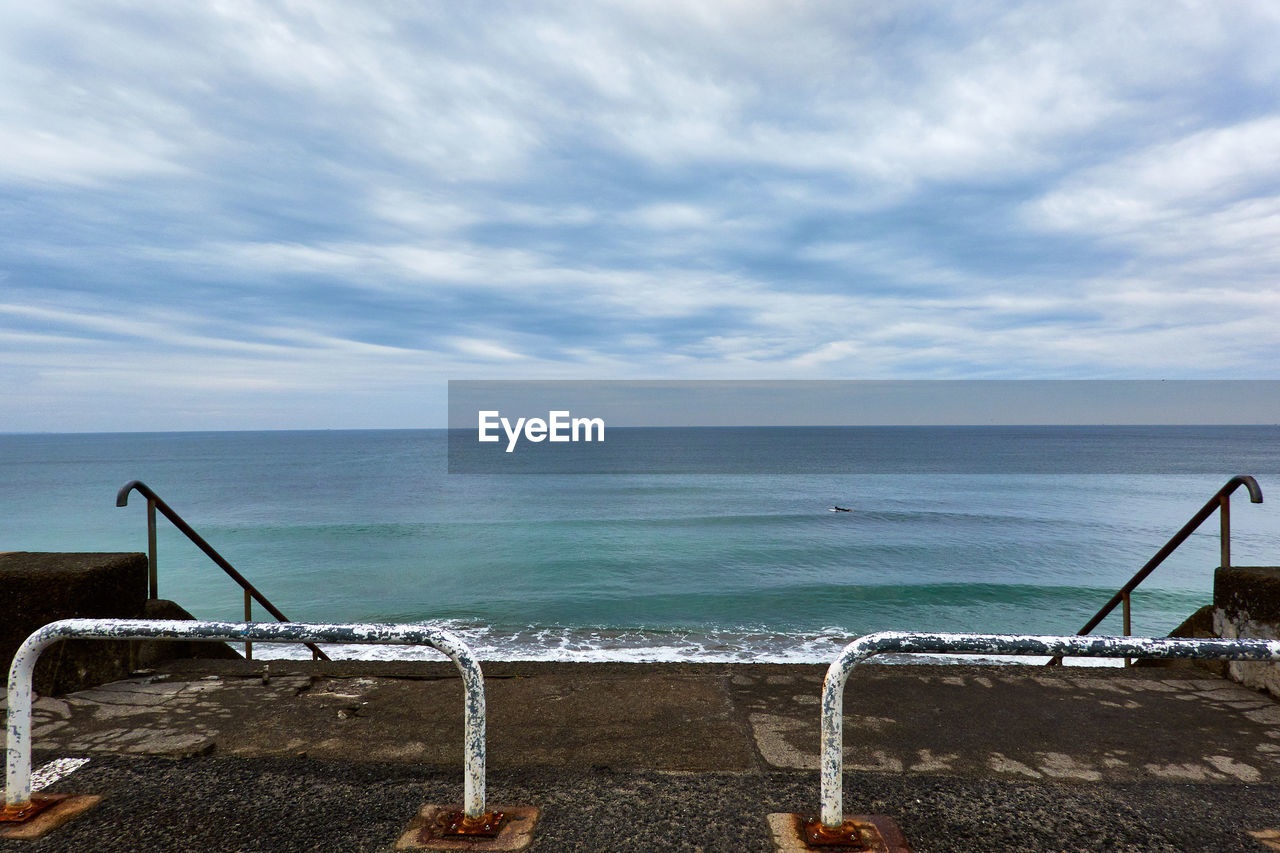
left=4, top=426, right=1279, bottom=664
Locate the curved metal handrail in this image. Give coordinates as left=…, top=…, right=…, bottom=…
left=6, top=619, right=486, bottom=819
left=117, top=480, right=330, bottom=661
left=1048, top=475, right=1262, bottom=665
left=817, top=630, right=1280, bottom=833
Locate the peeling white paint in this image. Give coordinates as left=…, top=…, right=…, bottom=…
left=30, top=757, right=89, bottom=792
left=815, top=630, right=1280, bottom=829
left=6, top=618, right=488, bottom=818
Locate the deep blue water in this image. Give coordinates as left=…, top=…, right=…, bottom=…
left=3, top=427, right=1279, bottom=661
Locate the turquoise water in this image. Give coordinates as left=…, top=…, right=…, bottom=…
left=3, top=428, right=1279, bottom=661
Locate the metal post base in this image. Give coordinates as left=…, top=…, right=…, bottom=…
left=0, top=795, right=102, bottom=840
left=432, top=809, right=507, bottom=838
left=396, top=803, right=539, bottom=851
left=0, top=797, right=56, bottom=824
left=767, top=813, right=910, bottom=852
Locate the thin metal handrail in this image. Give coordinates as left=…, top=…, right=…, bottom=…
left=116, top=480, right=330, bottom=661
left=1048, top=475, right=1262, bottom=666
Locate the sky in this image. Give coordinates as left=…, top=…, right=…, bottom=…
left=3, top=2, right=1280, bottom=431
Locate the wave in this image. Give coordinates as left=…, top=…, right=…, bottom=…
left=246, top=621, right=1124, bottom=666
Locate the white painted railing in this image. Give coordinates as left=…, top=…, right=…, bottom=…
left=817, top=632, right=1280, bottom=830
left=5, top=619, right=487, bottom=819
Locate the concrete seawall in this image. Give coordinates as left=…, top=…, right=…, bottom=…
left=0, top=553, right=145, bottom=695
left=1216, top=566, right=1280, bottom=697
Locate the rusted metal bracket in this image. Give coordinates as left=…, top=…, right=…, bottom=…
left=0, top=796, right=56, bottom=824
left=800, top=815, right=878, bottom=848
left=768, top=812, right=908, bottom=852
left=0, top=793, right=104, bottom=841
left=399, top=804, right=538, bottom=850
left=433, top=809, right=508, bottom=839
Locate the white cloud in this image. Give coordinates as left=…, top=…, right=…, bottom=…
left=0, top=127, right=184, bottom=187
left=4, top=1, right=1280, bottom=428
left=1025, top=117, right=1280, bottom=303
left=623, top=203, right=716, bottom=231
left=1032, top=117, right=1280, bottom=233
left=447, top=337, right=527, bottom=363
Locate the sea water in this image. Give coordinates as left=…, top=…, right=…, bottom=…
left=3, top=427, right=1278, bottom=662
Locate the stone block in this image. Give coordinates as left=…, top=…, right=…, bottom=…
left=1213, top=566, right=1280, bottom=697
left=0, top=552, right=145, bottom=695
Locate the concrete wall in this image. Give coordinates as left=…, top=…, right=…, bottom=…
left=1, top=552, right=146, bottom=695
left=1, top=552, right=243, bottom=695
left=1213, top=566, right=1280, bottom=697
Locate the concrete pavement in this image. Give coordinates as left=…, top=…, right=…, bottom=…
left=5, top=659, right=1280, bottom=850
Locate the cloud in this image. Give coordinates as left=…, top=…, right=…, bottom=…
left=2, top=1, right=1279, bottom=429
left=1024, top=115, right=1280, bottom=322
left=1030, top=117, right=1280, bottom=235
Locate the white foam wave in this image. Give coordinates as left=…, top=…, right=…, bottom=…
left=246, top=622, right=1123, bottom=666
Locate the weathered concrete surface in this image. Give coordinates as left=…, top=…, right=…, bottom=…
left=1215, top=566, right=1280, bottom=697
left=0, top=552, right=145, bottom=695
left=6, top=660, right=1280, bottom=851
left=9, top=661, right=1280, bottom=784
left=737, top=665, right=1280, bottom=783
left=4, top=662, right=757, bottom=770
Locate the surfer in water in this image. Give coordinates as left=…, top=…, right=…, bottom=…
left=831, top=506, right=852, bottom=512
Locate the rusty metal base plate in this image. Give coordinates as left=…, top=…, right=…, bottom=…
left=0, top=797, right=57, bottom=824
left=395, top=804, right=539, bottom=851
left=767, top=813, right=911, bottom=852
left=432, top=809, right=507, bottom=838
left=0, top=795, right=103, bottom=840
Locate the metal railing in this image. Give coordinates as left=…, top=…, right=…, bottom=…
left=4, top=619, right=489, bottom=826
left=116, top=481, right=329, bottom=661
left=811, top=630, right=1280, bottom=843
left=1048, top=475, right=1263, bottom=666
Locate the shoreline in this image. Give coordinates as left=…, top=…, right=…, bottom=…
left=242, top=635, right=1132, bottom=666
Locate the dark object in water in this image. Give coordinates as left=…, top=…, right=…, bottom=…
left=830, top=506, right=853, bottom=512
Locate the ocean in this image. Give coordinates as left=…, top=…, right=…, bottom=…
left=4, top=427, right=1279, bottom=663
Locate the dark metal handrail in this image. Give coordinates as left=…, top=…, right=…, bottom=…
left=1048, top=474, right=1262, bottom=665
left=116, top=480, right=330, bottom=661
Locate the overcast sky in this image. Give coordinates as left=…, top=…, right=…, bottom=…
left=4, top=2, right=1279, bottom=431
